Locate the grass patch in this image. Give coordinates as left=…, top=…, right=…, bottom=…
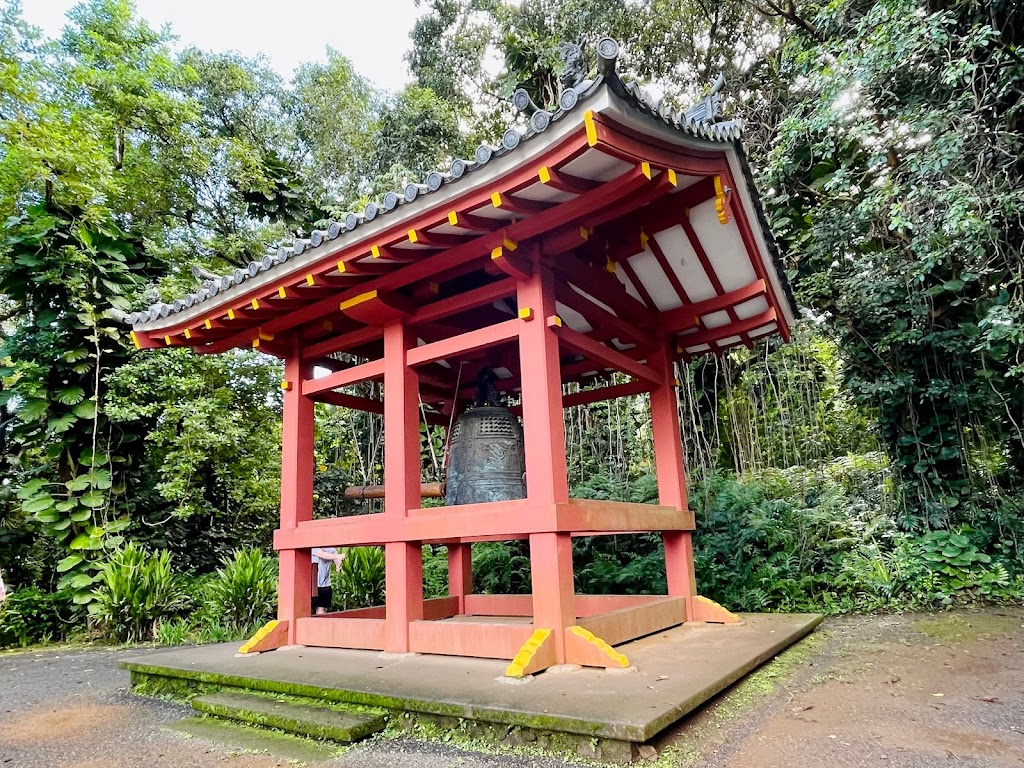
left=914, top=612, right=1023, bottom=644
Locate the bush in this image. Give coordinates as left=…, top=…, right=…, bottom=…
left=332, top=547, right=385, bottom=609
left=90, top=543, right=190, bottom=642
left=204, top=548, right=277, bottom=632
left=0, top=588, right=78, bottom=648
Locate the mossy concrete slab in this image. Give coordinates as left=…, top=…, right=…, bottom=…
left=169, top=716, right=341, bottom=762
left=192, top=690, right=386, bottom=742
left=125, top=612, right=821, bottom=743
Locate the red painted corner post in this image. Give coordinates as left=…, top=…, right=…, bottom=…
left=278, top=334, right=316, bottom=644
left=448, top=544, right=473, bottom=614
left=517, top=262, right=575, bottom=662
left=649, top=340, right=697, bottom=614
left=383, top=321, right=424, bottom=652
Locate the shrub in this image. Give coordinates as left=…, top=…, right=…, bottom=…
left=90, top=543, right=190, bottom=642
left=204, top=548, right=277, bottom=632
left=155, top=617, right=192, bottom=646
left=472, top=542, right=531, bottom=595
left=0, top=588, right=78, bottom=648
left=332, top=547, right=385, bottom=609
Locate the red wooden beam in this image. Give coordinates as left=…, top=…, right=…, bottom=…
left=407, top=229, right=475, bottom=249
left=562, top=379, right=653, bottom=408
left=491, top=191, right=550, bottom=216
left=551, top=320, right=661, bottom=385
left=660, top=279, right=766, bottom=331
left=554, top=282, right=648, bottom=347
left=406, top=318, right=520, bottom=367
left=446, top=210, right=505, bottom=233
left=410, top=278, right=516, bottom=326
left=549, top=255, right=655, bottom=329
left=302, top=358, right=386, bottom=396
left=538, top=165, right=600, bottom=194
left=676, top=307, right=777, bottom=351
left=304, top=326, right=382, bottom=360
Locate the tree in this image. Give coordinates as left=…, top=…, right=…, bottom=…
left=764, top=0, right=1024, bottom=526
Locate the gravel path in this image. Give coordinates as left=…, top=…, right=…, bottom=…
left=2, top=609, right=1022, bottom=767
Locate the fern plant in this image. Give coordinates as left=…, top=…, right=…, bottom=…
left=204, top=548, right=278, bottom=631
left=333, top=547, right=385, bottom=609
left=90, top=543, right=189, bottom=642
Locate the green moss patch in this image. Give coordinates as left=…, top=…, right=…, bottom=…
left=168, top=716, right=343, bottom=763
left=914, top=612, right=1023, bottom=644
left=192, top=691, right=386, bottom=743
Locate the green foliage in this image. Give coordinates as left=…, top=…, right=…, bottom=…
left=89, top=542, right=189, bottom=642
left=422, top=546, right=450, bottom=600
left=332, top=547, right=386, bottom=610
left=472, top=542, right=531, bottom=595
left=764, top=0, right=1024, bottom=525
left=203, top=548, right=278, bottom=632
left=0, top=587, right=78, bottom=648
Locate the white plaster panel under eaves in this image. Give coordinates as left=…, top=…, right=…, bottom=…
left=652, top=226, right=718, bottom=303
left=688, top=197, right=757, bottom=292
left=559, top=149, right=633, bottom=183
left=626, top=249, right=681, bottom=312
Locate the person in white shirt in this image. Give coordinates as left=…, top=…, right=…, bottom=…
left=311, top=547, right=345, bottom=615
left=0, top=569, right=6, bottom=603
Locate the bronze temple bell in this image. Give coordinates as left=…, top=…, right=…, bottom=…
left=445, top=369, right=527, bottom=506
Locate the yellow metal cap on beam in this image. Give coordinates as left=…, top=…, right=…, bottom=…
left=129, top=331, right=141, bottom=350
left=584, top=110, right=597, bottom=146
left=490, top=191, right=503, bottom=208
left=227, top=308, right=236, bottom=320
left=204, top=318, right=213, bottom=330
left=502, top=236, right=518, bottom=251
left=337, top=260, right=347, bottom=273
left=407, top=230, right=419, bottom=244
left=546, top=315, right=562, bottom=328
left=305, top=274, right=316, bottom=286
left=447, top=211, right=460, bottom=226
left=667, top=169, right=678, bottom=186
left=339, top=290, right=378, bottom=312
left=538, top=166, right=552, bottom=184
left=641, top=161, right=652, bottom=180
left=250, top=299, right=260, bottom=310
left=518, top=307, right=534, bottom=321
left=281, top=380, right=292, bottom=391
left=277, top=286, right=287, bottom=299
left=184, top=328, right=192, bottom=339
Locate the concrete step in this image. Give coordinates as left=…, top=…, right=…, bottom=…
left=191, top=690, right=386, bottom=743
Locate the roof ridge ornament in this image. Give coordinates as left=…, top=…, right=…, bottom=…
left=557, top=40, right=587, bottom=92
left=684, top=72, right=726, bottom=124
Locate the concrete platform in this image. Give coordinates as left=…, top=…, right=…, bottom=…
left=124, top=613, right=819, bottom=746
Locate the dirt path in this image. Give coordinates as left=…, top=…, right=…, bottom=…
left=657, top=607, right=1024, bottom=767
left=1, top=609, right=1021, bottom=767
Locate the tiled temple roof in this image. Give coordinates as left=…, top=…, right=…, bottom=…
left=123, top=38, right=769, bottom=327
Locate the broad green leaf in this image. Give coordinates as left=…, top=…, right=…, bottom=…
left=72, top=399, right=97, bottom=419
left=18, top=398, right=48, bottom=420
left=56, top=386, right=86, bottom=405
left=57, top=554, right=84, bottom=573
left=23, top=494, right=55, bottom=514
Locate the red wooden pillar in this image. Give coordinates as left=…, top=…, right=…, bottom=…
left=383, top=321, right=423, bottom=652
left=447, top=544, right=472, bottom=614
left=278, top=334, right=316, bottom=644
left=517, top=263, right=575, bottom=661
left=649, top=340, right=697, bottom=613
